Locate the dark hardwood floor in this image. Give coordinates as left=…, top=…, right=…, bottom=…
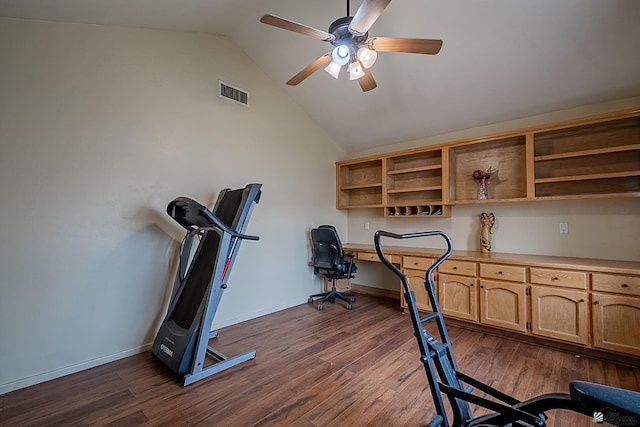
left=1, top=293, right=638, bottom=426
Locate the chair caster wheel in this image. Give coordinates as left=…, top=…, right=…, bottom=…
left=346, top=303, right=353, bottom=310
left=318, top=304, right=324, bottom=311
left=350, top=296, right=356, bottom=302
left=307, top=297, right=314, bottom=304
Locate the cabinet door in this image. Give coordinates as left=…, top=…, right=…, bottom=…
left=592, top=293, right=640, bottom=356
left=438, top=274, right=478, bottom=322
left=401, top=269, right=435, bottom=312
left=479, top=280, right=527, bottom=333
left=530, top=285, right=589, bottom=345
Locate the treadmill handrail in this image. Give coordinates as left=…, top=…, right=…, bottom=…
left=201, top=209, right=259, bottom=241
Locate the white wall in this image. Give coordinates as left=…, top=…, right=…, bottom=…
left=0, top=18, right=347, bottom=393
left=348, top=199, right=640, bottom=261
left=346, top=100, right=640, bottom=262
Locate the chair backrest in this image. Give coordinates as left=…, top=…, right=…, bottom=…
left=311, top=225, right=352, bottom=278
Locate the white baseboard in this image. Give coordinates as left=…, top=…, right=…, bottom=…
left=0, top=343, right=153, bottom=395
left=1, top=300, right=306, bottom=396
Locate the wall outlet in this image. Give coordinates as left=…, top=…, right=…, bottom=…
left=364, top=222, right=370, bottom=230
left=559, top=222, right=569, bottom=234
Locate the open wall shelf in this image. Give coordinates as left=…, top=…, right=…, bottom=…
left=336, top=109, right=640, bottom=215
left=532, top=116, right=640, bottom=199
left=385, top=204, right=450, bottom=217
left=337, top=159, right=383, bottom=208
left=448, top=136, right=528, bottom=203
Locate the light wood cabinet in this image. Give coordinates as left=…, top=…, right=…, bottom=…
left=530, top=268, right=588, bottom=290
left=591, top=273, right=640, bottom=356
left=400, top=256, right=435, bottom=312
left=592, top=293, right=640, bottom=356
left=448, top=135, right=528, bottom=203
left=479, top=280, right=527, bottom=333
left=402, top=268, right=435, bottom=312
left=357, top=252, right=382, bottom=263
left=439, top=273, right=478, bottom=322
left=345, top=243, right=640, bottom=360
left=385, top=148, right=449, bottom=218
left=480, top=263, right=526, bottom=283
left=439, top=260, right=477, bottom=277
left=336, top=109, right=640, bottom=213
left=530, top=285, right=589, bottom=345
left=337, top=159, right=383, bottom=208
left=479, top=263, right=528, bottom=333
left=532, top=116, right=640, bottom=199
left=592, top=273, right=640, bottom=296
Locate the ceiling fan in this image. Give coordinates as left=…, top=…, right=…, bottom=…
left=260, top=0, right=442, bottom=92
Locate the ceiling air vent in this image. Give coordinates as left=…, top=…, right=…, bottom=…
left=218, top=81, right=249, bottom=106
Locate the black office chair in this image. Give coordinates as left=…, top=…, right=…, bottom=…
left=307, top=225, right=357, bottom=310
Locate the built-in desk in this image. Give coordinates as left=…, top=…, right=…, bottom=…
left=344, top=243, right=640, bottom=364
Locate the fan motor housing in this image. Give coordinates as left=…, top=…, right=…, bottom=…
left=328, top=16, right=367, bottom=46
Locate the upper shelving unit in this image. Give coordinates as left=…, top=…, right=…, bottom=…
left=532, top=116, right=640, bottom=199
left=448, top=135, right=528, bottom=204
left=336, top=109, right=640, bottom=215
left=337, top=159, right=383, bottom=208
left=384, top=148, right=449, bottom=217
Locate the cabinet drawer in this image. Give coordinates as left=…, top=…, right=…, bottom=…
left=439, top=260, right=476, bottom=277
left=357, top=252, right=400, bottom=263
left=479, top=263, right=526, bottom=283
left=592, top=273, right=640, bottom=296
left=530, top=268, right=587, bottom=289
left=403, top=256, right=434, bottom=271
left=357, top=252, right=380, bottom=262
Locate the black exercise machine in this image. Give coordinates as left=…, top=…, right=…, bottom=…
left=151, top=184, right=261, bottom=386
left=374, top=230, right=640, bottom=427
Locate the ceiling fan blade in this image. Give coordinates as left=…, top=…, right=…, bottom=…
left=358, top=68, right=377, bottom=92
left=286, top=54, right=332, bottom=86
left=369, top=37, right=443, bottom=54
left=349, top=0, right=392, bottom=36
left=260, top=14, right=335, bottom=42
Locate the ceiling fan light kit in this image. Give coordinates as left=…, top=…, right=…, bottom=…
left=357, top=46, right=377, bottom=68
left=324, top=60, right=342, bottom=79
left=331, top=44, right=350, bottom=66
left=348, top=60, right=365, bottom=80
left=260, top=0, right=442, bottom=91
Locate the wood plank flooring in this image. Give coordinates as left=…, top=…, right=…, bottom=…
left=1, top=294, right=639, bottom=426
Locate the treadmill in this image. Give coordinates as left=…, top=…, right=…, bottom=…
left=151, top=183, right=262, bottom=386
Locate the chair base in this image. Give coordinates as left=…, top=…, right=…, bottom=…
left=308, top=282, right=356, bottom=310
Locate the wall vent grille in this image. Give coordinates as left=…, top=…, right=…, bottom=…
left=218, top=81, right=249, bottom=106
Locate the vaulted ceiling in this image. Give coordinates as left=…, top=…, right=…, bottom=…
left=2, top=0, right=639, bottom=153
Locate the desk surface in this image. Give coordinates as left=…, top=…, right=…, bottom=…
left=343, top=243, right=640, bottom=276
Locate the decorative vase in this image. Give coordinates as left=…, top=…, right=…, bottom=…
left=480, top=212, right=495, bottom=253
left=472, top=168, right=497, bottom=201
left=477, top=179, right=489, bottom=200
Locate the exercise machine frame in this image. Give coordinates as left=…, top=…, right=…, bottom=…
left=152, top=184, right=261, bottom=386
left=374, top=230, right=640, bottom=427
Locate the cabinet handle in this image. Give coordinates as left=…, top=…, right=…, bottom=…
left=453, top=266, right=457, bottom=270
left=579, top=299, right=585, bottom=303
left=498, top=271, right=503, bottom=275
left=552, top=277, right=559, bottom=281
left=622, top=283, right=629, bottom=288
left=594, top=301, right=600, bottom=305
left=470, top=283, right=474, bottom=287
left=414, top=262, right=419, bottom=265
